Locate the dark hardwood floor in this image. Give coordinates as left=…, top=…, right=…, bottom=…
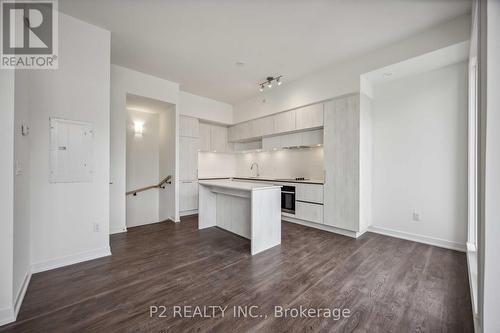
left=0, top=216, right=473, bottom=332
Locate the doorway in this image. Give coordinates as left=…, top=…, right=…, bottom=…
left=125, top=94, right=176, bottom=228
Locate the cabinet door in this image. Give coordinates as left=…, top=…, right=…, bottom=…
left=180, top=181, right=198, bottom=211
left=273, top=110, right=296, bottom=134
left=199, top=123, right=211, bottom=152
left=251, top=117, right=274, bottom=138
left=296, top=104, right=324, bottom=130
left=323, top=95, right=359, bottom=231
left=262, top=136, right=281, bottom=150
left=179, top=136, right=199, bottom=180
left=211, top=125, right=228, bottom=152
left=300, top=129, right=323, bottom=146
left=296, top=184, right=324, bottom=204
left=228, top=122, right=250, bottom=142
left=280, top=133, right=301, bottom=148
left=179, top=116, right=199, bottom=138
left=295, top=202, right=323, bottom=224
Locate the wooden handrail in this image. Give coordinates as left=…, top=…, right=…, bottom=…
left=126, top=175, right=172, bottom=196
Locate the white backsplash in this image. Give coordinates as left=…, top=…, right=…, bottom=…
left=198, top=147, right=324, bottom=180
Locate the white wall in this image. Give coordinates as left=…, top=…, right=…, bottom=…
left=28, top=13, right=111, bottom=271
left=236, top=148, right=324, bottom=180
left=126, top=110, right=160, bottom=227
left=233, top=15, right=470, bottom=123
left=159, top=106, right=176, bottom=222
left=371, top=62, right=468, bottom=250
left=482, top=1, right=500, bottom=331
left=0, top=70, right=15, bottom=325
left=110, top=65, right=180, bottom=233
left=198, top=148, right=325, bottom=181
left=13, top=70, right=31, bottom=316
left=198, top=153, right=238, bottom=178
left=180, top=91, right=233, bottom=124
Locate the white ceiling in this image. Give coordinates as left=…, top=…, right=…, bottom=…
left=60, top=0, right=471, bottom=104
left=362, top=41, right=470, bottom=87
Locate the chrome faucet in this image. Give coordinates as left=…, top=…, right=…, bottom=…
left=250, top=162, right=260, bottom=177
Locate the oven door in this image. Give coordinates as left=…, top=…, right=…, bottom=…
left=281, top=186, right=296, bottom=214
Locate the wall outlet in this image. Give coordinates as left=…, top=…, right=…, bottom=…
left=93, top=223, right=100, bottom=232
left=412, top=211, right=421, bottom=222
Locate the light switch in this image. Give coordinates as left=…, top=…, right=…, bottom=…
left=15, top=160, right=22, bottom=176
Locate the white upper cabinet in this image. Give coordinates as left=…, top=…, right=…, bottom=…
left=273, top=110, right=296, bottom=133
left=199, top=123, right=211, bottom=152
left=262, top=129, right=323, bottom=150
left=301, top=129, right=323, bottom=146
left=179, top=116, right=199, bottom=138
left=211, top=125, right=228, bottom=152
left=251, top=117, right=274, bottom=138
left=262, top=136, right=281, bottom=150
left=228, top=122, right=251, bottom=142
left=199, top=122, right=229, bottom=152
left=228, top=102, right=324, bottom=142
left=296, top=104, right=324, bottom=130
left=279, top=133, right=302, bottom=147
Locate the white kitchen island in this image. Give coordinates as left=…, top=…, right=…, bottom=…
left=198, top=179, right=282, bottom=255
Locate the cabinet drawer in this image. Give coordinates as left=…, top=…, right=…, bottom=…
left=180, top=181, right=198, bottom=211
left=296, top=184, right=323, bottom=203
left=295, top=201, right=323, bottom=224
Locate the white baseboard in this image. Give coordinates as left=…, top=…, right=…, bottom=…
left=282, top=216, right=360, bottom=238
left=0, top=306, right=14, bottom=327
left=180, top=209, right=198, bottom=217
left=31, top=247, right=112, bottom=274
left=110, top=227, right=127, bottom=234
left=13, top=269, right=31, bottom=319
left=367, top=225, right=466, bottom=252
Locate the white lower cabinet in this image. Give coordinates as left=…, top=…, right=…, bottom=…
left=295, top=201, right=323, bottom=224
left=296, top=183, right=323, bottom=204
left=180, top=180, right=198, bottom=212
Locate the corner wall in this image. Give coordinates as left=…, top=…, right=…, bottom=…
left=370, top=62, right=468, bottom=251
left=0, top=70, right=15, bottom=325
left=28, top=13, right=111, bottom=272
left=110, top=65, right=180, bottom=232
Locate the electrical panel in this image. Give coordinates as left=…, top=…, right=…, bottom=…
left=49, top=118, right=94, bottom=183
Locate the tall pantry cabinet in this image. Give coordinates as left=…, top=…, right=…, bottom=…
left=323, top=93, right=372, bottom=236
left=179, top=115, right=200, bottom=214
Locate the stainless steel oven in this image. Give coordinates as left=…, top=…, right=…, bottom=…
left=281, top=185, right=296, bottom=214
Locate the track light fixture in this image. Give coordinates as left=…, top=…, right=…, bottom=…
left=259, top=76, right=283, bottom=92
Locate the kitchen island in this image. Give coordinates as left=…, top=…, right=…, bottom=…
left=198, top=179, right=282, bottom=255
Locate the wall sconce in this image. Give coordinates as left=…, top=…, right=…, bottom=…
left=134, top=121, right=144, bottom=136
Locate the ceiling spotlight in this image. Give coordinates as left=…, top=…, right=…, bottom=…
left=258, top=75, right=283, bottom=92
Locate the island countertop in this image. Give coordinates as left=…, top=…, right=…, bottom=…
left=198, top=179, right=282, bottom=191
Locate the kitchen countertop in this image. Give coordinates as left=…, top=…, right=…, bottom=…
left=233, top=177, right=324, bottom=185
left=198, top=179, right=282, bottom=191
